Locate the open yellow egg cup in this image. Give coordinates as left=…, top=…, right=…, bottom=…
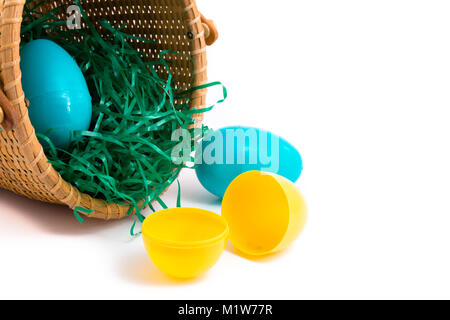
left=142, top=208, right=229, bottom=279
left=222, top=171, right=307, bottom=256
left=141, top=171, right=307, bottom=279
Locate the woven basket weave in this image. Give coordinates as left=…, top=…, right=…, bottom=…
left=0, top=0, right=218, bottom=220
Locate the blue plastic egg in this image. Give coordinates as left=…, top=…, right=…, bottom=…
left=195, top=126, right=303, bottom=198
left=20, top=39, right=92, bottom=149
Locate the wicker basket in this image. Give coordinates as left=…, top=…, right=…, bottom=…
left=0, top=0, right=218, bottom=220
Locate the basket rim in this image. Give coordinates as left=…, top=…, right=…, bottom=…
left=0, top=0, right=209, bottom=220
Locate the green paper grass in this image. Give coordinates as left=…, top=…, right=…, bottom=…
left=21, top=0, right=226, bottom=222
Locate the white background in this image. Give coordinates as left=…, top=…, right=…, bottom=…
left=1, top=0, right=450, bottom=299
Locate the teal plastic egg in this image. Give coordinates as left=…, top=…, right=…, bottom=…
left=20, top=39, right=92, bottom=149
left=195, top=126, right=303, bottom=198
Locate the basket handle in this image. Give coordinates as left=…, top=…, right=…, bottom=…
left=201, top=13, right=218, bottom=46
left=0, top=88, right=19, bottom=131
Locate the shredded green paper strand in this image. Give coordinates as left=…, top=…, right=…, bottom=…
left=21, top=0, right=226, bottom=222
